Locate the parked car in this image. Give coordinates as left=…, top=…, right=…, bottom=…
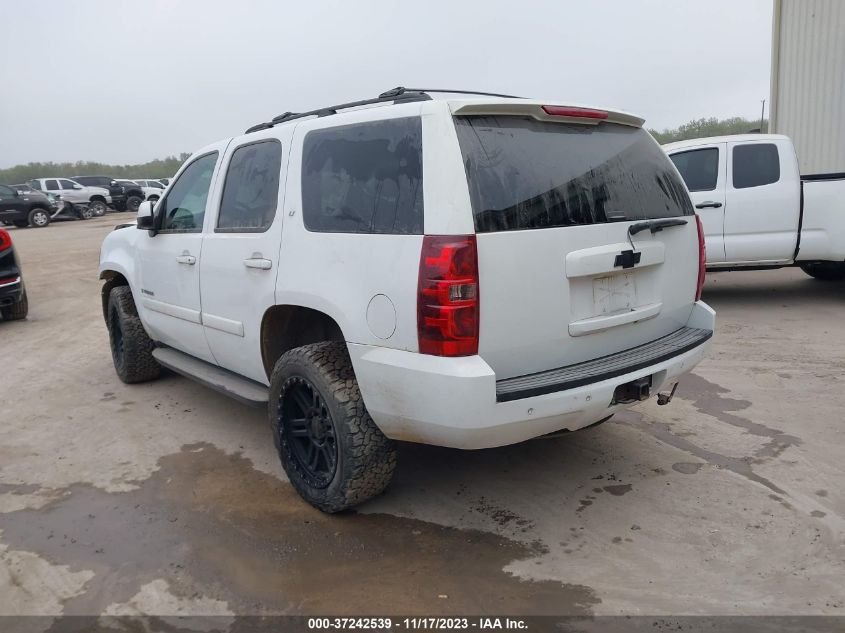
left=116, top=179, right=163, bottom=203
left=157, top=178, right=172, bottom=186
left=99, top=89, right=715, bottom=512
left=132, top=179, right=167, bottom=201
left=11, top=185, right=96, bottom=222
left=72, top=175, right=144, bottom=212
left=29, top=178, right=110, bottom=216
left=664, top=134, right=845, bottom=279
left=0, top=227, right=27, bottom=320
left=0, top=184, right=53, bottom=228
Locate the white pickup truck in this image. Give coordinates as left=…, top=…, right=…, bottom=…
left=664, top=134, right=845, bottom=280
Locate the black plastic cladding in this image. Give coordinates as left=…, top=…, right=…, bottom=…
left=244, top=87, right=524, bottom=134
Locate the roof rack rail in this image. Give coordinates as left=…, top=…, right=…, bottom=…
left=245, top=89, right=431, bottom=134
left=378, top=87, right=523, bottom=99
left=244, top=86, right=522, bottom=134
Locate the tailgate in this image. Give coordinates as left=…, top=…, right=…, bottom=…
left=453, top=112, right=698, bottom=380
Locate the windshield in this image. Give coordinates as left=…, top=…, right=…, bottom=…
left=454, top=116, right=693, bottom=233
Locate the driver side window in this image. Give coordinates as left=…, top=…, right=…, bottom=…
left=158, top=152, right=218, bottom=232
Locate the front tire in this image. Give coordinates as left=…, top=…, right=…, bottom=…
left=106, top=286, right=160, bottom=383
left=800, top=261, right=845, bottom=281
left=89, top=200, right=108, bottom=217
left=1, top=290, right=28, bottom=321
left=269, top=342, right=397, bottom=513
left=28, top=208, right=50, bottom=228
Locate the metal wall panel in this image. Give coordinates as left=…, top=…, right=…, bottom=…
left=770, top=0, right=845, bottom=175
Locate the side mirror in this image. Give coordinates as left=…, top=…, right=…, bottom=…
left=136, top=200, right=156, bottom=231
left=73, top=184, right=83, bottom=190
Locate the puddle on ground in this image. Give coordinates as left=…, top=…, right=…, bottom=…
left=0, top=444, right=598, bottom=616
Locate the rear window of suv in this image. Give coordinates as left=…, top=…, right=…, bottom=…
left=454, top=116, right=693, bottom=233
left=302, top=117, right=423, bottom=235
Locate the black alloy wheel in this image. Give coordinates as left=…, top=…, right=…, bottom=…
left=277, top=376, right=338, bottom=489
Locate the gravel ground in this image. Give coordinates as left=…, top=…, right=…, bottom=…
left=0, top=215, right=843, bottom=618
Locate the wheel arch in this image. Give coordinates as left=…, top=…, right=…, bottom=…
left=260, top=304, right=345, bottom=379
left=99, top=269, right=129, bottom=322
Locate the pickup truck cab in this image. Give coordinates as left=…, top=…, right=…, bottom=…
left=664, top=134, right=845, bottom=279
left=99, top=88, right=715, bottom=512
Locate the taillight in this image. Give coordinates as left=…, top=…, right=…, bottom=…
left=542, top=105, right=609, bottom=119
left=695, top=214, right=706, bottom=301
left=0, top=229, right=11, bottom=252
left=417, top=235, right=479, bottom=356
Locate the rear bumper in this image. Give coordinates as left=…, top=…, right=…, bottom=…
left=349, top=301, right=715, bottom=449
left=0, top=276, right=24, bottom=308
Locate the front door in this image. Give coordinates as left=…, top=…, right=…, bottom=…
left=668, top=143, right=727, bottom=262
left=199, top=130, right=292, bottom=384
left=135, top=146, right=227, bottom=363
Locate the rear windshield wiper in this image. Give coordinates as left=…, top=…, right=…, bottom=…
left=628, top=218, right=688, bottom=236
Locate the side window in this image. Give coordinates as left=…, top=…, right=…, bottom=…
left=669, top=148, right=719, bottom=192
left=733, top=143, right=780, bottom=189
left=217, top=140, right=282, bottom=232
left=158, top=152, right=218, bottom=232
left=45, top=179, right=59, bottom=190
left=30, top=180, right=42, bottom=190
left=151, top=181, right=164, bottom=189
left=0, top=185, right=14, bottom=198
left=302, top=117, right=423, bottom=234
left=60, top=179, right=77, bottom=190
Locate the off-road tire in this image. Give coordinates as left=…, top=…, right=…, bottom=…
left=28, top=207, right=50, bottom=228
left=1, top=290, right=28, bottom=321
left=107, top=286, right=160, bottom=383
left=269, top=342, right=397, bottom=513
left=126, top=195, right=143, bottom=213
left=89, top=200, right=108, bottom=216
left=800, top=261, right=845, bottom=281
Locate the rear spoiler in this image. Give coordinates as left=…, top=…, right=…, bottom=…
left=450, top=102, right=644, bottom=128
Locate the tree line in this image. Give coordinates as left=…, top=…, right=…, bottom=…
left=0, top=154, right=191, bottom=185
left=0, top=116, right=769, bottom=183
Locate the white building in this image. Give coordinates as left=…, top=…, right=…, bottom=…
left=769, top=0, right=845, bottom=176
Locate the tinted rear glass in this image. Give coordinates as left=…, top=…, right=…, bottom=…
left=732, top=143, right=779, bottom=189
left=302, top=117, right=423, bottom=234
left=454, top=117, right=693, bottom=233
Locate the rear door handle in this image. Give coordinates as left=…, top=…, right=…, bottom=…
left=175, top=254, right=196, bottom=265
left=243, top=258, right=272, bottom=270
left=695, top=201, right=723, bottom=209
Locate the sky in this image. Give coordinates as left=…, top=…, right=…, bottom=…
left=0, top=0, right=773, bottom=168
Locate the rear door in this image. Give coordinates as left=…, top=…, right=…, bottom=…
left=668, top=143, right=727, bottom=262
left=723, top=139, right=800, bottom=263
left=453, top=113, right=699, bottom=380
left=199, top=130, right=292, bottom=384
left=0, top=185, right=26, bottom=222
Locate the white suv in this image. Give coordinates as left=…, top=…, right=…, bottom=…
left=99, top=88, right=715, bottom=512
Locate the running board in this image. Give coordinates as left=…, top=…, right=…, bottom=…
left=152, top=347, right=269, bottom=407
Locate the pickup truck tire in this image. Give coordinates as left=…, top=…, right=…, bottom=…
left=269, top=341, right=397, bottom=513
left=106, top=286, right=161, bottom=384
left=28, top=208, right=50, bottom=228
left=126, top=195, right=143, bottom=213
left=1, top=290, right=28, bottom=321
left=799, top=262, right=845, bottom=281
left=89, top=200, right=108, bottom=217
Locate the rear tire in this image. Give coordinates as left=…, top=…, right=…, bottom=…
left=89, top=200, right=107, bottom=216
left=800, top=262, right=845, bottom=281
left=106, top=286, right=160, bottom=383
left=126, top=195, right=143, bottom=212
left=28, top=208, right=50, bottom=228
left=1, top=290, right=28, bottom=321
left=269, top=341, right=397, bottom=513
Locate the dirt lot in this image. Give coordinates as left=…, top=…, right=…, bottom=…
left=1, top=215, right=843, bottom=617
